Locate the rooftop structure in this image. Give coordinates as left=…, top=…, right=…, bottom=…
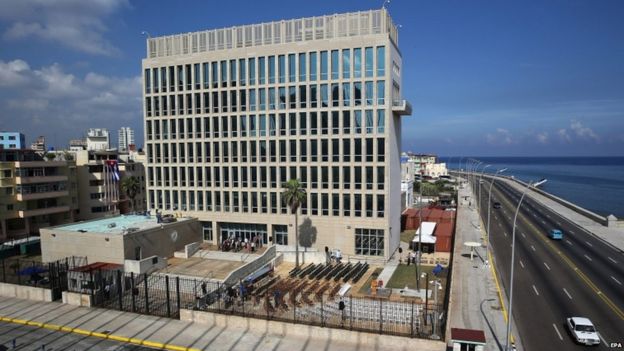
left=0, top=132, right=26, bottom=150
left=30, top=136, right=46, bottom=153
left=86, top=128, right=110, bottom=151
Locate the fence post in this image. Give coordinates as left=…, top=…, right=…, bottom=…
left=350, top=295, right=353, bottom=330
left=1, top=259, right=5, bottom=282
left=321, top=294, right=324, bottom=327
left=17, top=259, right=21, bottom=285
left=379, top=299, right=383, bottom=334
left=131, top=272, right=136, bottom=313
left=89, top=269, right=94, bottom=304
left=165, top=275, right=171, bottom=318
left=410, top=301, right=414, bottom=337
left=116, top=270, right=123, bottom=311
left=144, top=273, right=149, bottom=314
left=176, top=277, right=181, bottom=315
left=293, top=292, right=296, bottom=322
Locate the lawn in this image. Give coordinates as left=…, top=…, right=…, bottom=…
left=358, top=267, right=383, bottom=294
left=400, top=229, right=416, bottom=245
left=386, top=264, right=449, bottom=294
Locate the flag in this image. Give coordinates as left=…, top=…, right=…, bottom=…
left=106, top=160, right=120, bottom=182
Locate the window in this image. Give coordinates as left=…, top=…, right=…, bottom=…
left=248, top=58, right=256, bottom=85
left=320, top=51, right=328, bottom=80
left=365, top=81, right=374, bottom=106
left=220, top=61, right=227, bottom=87
left=299, top=53, right=306, bottom=81
left=274, top=225, right=288, bottom=245
left=268, top=55, right=275, bottom=84
left=354, top=82, right=362, bottom=106
left=309, top=52, right=317, bottom=81
left=365, top=47, right=374, bottom=77
left=278, top=55, right=286, bottom=83
left=342, top=49, right=350, bottom=79
left=343, top=83, right=351, bottom=107
left=230, top=59, right=237, bottom=87
left=376, top=81, right=385, bottom=105
left=343, top=111, right=351, bottom=134
left=331, top=50, right=339, bottom=79
left=320, top=84, right=328, bottom=108
left=239, top=58, right=246, bottom=86
left=377, top=166, right=385, bottom=190
left=353, top=48, right=362, bottom=78
left=377, top=137, right=385, bottom=162
left=288, top=54, right=296, bottom=82
left=258, top=57, right=266, bottom=84
left=366, top=110, right=374, bottom=134
left=343, top=194, right=350, bottom=216
left=377, top=109, right=385, bottom=133
left=355, top=228, right=384, bottom=256
left=376, top=46, right=385, bottom=76
left=342, top=167, right=350, bottom=190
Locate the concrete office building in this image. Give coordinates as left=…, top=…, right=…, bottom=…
left=142, top=9, right=411, bottom=258
left=118, top=127, right=136, bottom=152
left=0, top=132, right=26, bottom=150
left=86, top=128, right=110, bottom=151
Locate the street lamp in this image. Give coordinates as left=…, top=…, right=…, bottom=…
left=429, top=279, right=443, bottom=340
left=505, top=179, right=543, bottom=351
left=478, top=164, right=491, bottom=213
left=421, top=272, right=429, bottom=326
left=485, top=167, right=507, bottom=266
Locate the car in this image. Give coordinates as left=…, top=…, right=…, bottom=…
left=549, top=229, right=563, bottom=240
left=493, top=202, right=501, bottom=209
left=566, top=317, right=601, bottom=346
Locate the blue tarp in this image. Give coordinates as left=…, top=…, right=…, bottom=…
left=17, top=266, right=48, bottom=276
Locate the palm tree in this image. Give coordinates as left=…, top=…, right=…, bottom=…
left=120, top=176, right=141, bottom=211
left=282, top=179, right=306, bottom=267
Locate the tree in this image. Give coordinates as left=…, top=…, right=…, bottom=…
left=282, top=179, right=306, bottom=267
left=44, top=152, right=56, bottom=161
left=120, top=176, right=141, bottom=211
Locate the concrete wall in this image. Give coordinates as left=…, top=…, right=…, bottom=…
left=40, top=228, right=125, bottom=263
left=62, top=291, right=92, bottom=307
left=124, top=255, right=167, bottom=275
left=180, top=309, right=445, bottom=350
left=0, top=282, right=53, bottom=302
left=123, top=219, right=202, bottom=261
left=223, top=245, right=276, bottom=286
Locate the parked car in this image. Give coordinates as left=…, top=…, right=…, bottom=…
left=566, top=317, right=600, bottom=346
left=493, top=202, right=501, bottom=209
left=549, top=229, right=563, bottom=240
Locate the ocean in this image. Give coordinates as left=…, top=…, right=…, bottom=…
left=440, top=157, right=624, bottom=219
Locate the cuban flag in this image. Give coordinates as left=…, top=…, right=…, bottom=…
left=106, top=160, right=120, bottom=182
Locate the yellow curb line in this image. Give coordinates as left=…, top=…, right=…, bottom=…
left=0, top=315, right=198, bottom=351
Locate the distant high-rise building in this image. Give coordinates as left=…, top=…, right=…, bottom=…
left=118, top=127, right=135, bottom=152
left=30, top=136, right=46, bottom=153
left=0, top=132, right=25, bottom=150
left=86, top=128, right=110, bottom=151
left=69, top=139, right=87, bottom=151
left=143, top=9, right=411, bottom=259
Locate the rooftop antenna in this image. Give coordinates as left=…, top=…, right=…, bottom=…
left=382, top=0, right=390, bottom=9
left=141, top=31, right=151, bottom=39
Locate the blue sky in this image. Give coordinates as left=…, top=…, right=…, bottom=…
left=0, top=0, right=623, bottom=156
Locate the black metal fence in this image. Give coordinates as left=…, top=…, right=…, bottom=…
left=0, top=256, right=87, bottom=300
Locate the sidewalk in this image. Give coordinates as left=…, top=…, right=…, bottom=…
left=501, top=178, right=624, bottom=252
left=0, top=296, right=444, bottom=351
left=446, top=182, right=521, bottom=351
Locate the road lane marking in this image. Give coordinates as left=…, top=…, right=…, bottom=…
left=585, top=241, right=593, bottom=247
left=531, top=245, right=536, bottom=252
left=612, top=276, right=622, bottom=286
left=519, top=260, right=525, bottom=269
left=608, top=257, right=617, bottom=264
left=563, top=288, right=572, bottom=299
left=552, top=324, right=563, bottom=340
left=598, top=333, right=609, bottom=347
left=565, top=240, right=572, bottom=246
left=544, top=262, right=551, bottom=271
left=532, top=285, right=539, bottom=296
left=584, top=254, right=592, bottom=262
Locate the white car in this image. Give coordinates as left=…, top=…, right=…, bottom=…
left=566, top=317, right=600, bottom=346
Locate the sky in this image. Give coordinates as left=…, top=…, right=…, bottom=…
left=0, top=0, right=623, bottom=156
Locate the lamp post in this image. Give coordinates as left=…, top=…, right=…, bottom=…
left=430, top=279, right=442, bottom=339
left=421, top=272, right=429, bottom=326
left=484, top=167, right=507, bottom=266
left=505, top=179, right=540, bottom=351
left=472, top=161, right=483, bottom=208
left=478, top=164, right=491, bottom=214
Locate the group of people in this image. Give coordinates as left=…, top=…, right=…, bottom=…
left=220, top=235, right=262, bottom=253
left=405, top=250, right=421, bottom=265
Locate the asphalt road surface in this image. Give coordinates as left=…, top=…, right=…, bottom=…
left=0, top=321, right=156, bottom=351
left=472, top=176, right=624, bottom=351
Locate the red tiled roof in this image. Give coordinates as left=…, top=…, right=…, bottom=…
left=71, top=262, right=123, bottom=272
left=451, top=328, right=486, bottom=344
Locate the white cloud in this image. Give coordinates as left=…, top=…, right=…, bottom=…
left=536, top=132, right=548, bottom=144
left=557, top=128, right=571, bottom=143
left=570, top=120, right=600, bottom=142
left=0, top=58, right=141, bottom=145
left=486, top=128, right=514, bottom=145
left=0, top=0, right=128, bottom=56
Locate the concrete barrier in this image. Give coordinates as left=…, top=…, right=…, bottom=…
left=180, top=309, right=446, bottom=350
left=0, top=282, right=53, bottom=302
left=62, top=291, right=93, bottom=307
left=222, top=245, right=276, bottom=286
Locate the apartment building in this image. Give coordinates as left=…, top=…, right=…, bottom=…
left=118, top=127, right=136, bottom=152
left=86, top=128, right=110, bottom=151
left=0, top=149, right=78, bottom=242
left=74, top=149, right=146, bottom=220
left=0, top=132, right=26, bottom=150
left=143, top=9, right=411, bottom=258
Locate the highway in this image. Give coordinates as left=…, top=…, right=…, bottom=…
left=472, top=175, right=624, bottom=350
left=0, top=321, right=156, bottom=350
